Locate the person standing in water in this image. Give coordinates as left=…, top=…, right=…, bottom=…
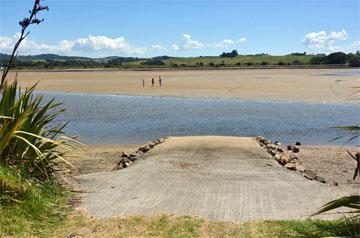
left=159, top=76, right=162, bottom=87
left=151, top=78, right=155, bottom=87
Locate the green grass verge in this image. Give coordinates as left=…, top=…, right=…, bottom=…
left=0, top=166, right=70, bottom=238
left=2, top=206, right=359, bottom=237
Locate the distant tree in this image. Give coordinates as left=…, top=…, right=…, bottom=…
left=326, top=52, right=347, bottom=64
left=220, top=50, right=238, bottom=58
left=309, top=56, right=326, bottom=65
left=292, top=60, right=302, bottom=65
left=349, top=55, right=360, bottom=67
left=141, top=59, right=165, bottom=65
left=291, top=52, right=306, bottom=56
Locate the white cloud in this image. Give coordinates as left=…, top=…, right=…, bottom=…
left=178, top=34, right=205, bottom=50
left=151, top=44, right=165, bottom=51
left=346, top=40, right=360, bottom=52
left=302, top=29, right=348, bottom=52
left=213, top=39, right=235, bottom=48
left=237, top=37, right=247, bottom=43
left=0, top=34, right=146, bottom=56
left=171, top=44, right=180, bottom=51
left=172, top=34, right=246, bottom=51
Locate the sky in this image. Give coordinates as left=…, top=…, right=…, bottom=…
left=0, top=0, right=359, bottom=58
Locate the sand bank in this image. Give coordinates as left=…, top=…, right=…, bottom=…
left=9, top=68, right=359, bottom=103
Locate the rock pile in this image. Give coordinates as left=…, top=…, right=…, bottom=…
left=112, top=138, right=165, bottom=171
left=256, top=136, right=326, bottom=184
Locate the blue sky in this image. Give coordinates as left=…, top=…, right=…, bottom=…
left=0, top=0, right=359, bottom=57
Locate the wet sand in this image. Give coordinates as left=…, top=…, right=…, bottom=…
left=9, top=68, right=359, bottom=103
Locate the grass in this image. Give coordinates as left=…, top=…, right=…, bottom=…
left=0, top=165, right=70, bottom=237
left=122, top=54, right=316, bottom=68
left=0, top=212, right=350, bottom=238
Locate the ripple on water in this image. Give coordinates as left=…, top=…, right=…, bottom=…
left=36, top=91, right=360, bottom=145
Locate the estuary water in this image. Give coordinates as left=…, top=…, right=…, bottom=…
left=38, top=91, right=359, bottom=145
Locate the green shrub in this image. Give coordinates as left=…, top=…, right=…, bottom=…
left=0, top=80, right=74, bottom=182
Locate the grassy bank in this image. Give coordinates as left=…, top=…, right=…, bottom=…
left=0, top=166, right=70, bottom=237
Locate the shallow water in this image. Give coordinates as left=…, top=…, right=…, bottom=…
left=318, top=70, right=360, bottom=76
left=38, top=91, right=359, bottom=145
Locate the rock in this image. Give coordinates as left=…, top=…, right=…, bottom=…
left=128, top=155, right=138, bottom=162
left=256, top=136, right=270, bottom=146
left=121, top=152, right=129, bottom=158
left=112, top=164, right=124, bottom=171
left=276, top=147, right=284, bottom=153
left=267, top=144, right=277, bottom=150
left=295, top=141, right=302, bottom=146
left=304, top=170, right=317, bottom=180
left=158, top=138, right=165, bottom=143
left=287, top=145, right=295, bottom=151
left=295, top=165, right=305, bottom=172
left=315, top=176, right=326, bottom=183
left=292, top=146, right=300, bottom=153
left=330, top=181, right=339, bottom=186
left=285, top=162, right=297, bottom=170
left=267, top=149, right=276, bottom=156
left=274, top=141, right=282, bottom=145
left=274, top=153, right=281, bottom=162
left=139, top=146, right=149, bottom=153
left=279, top=154, right=289, bottom=165
left=289, top=154, right=298, bottom=162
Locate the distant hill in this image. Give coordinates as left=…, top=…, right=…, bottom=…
left=0, top=52, right=359, bottom=69
left=0, top=53, right=143, bottom=63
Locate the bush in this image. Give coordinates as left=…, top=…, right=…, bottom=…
left=141, top=59, right=165, bottom=66
left=236, top=62, right=241, bottom=66
left=0, top=80, right=73, bottom=181
left=292, top=60, right=302, bottom=65
left=209, top=62, right=215, bottom=67
left=278, top=62, right=284, bottom=65
left=246, top=62, right=254, bottom=66
left=260, top=61, right=268, bottom=66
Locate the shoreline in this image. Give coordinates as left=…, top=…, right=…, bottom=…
left=35, top=89, right=360, bottom=105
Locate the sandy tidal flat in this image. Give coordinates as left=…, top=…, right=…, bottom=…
left=9, top=68, right=360, bottom=103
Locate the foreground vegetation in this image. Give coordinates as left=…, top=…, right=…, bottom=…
left=1, top=213, right=359, bottom=238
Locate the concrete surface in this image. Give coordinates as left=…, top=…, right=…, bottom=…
left=78, top=136, right=352, bottom=222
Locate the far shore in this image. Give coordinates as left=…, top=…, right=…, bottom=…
left=9, top=68, right=360, bottom=103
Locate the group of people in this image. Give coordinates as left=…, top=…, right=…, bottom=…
left=142, top=76, right=162, bottom=87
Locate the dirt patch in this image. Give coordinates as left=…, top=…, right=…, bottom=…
left=67, top=144, right=140, bottom=175
left=297, top=146, right=360, bottom=189
left=161, top=161, right=200, bottom=170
